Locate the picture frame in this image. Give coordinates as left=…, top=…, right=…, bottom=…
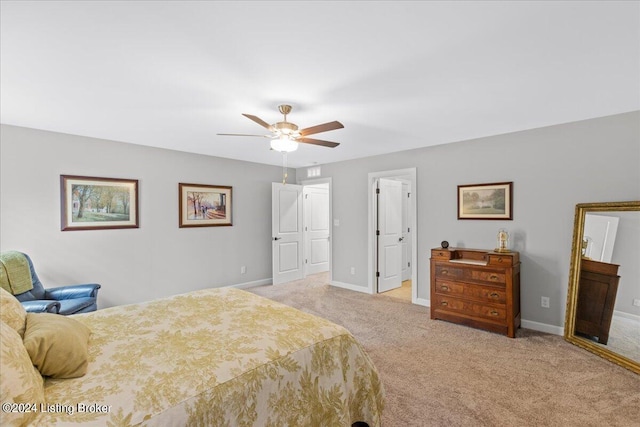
left=60, top=175, right=139, bottom=231
left=179, top=183, right=232, bottom=227
left=457, top=181, right=513, bottom=220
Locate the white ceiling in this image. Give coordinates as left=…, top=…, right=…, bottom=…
left=1, top=1, right=638, bottom=168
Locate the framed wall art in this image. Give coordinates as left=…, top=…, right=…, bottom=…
left=60, top=175, right=139, bottom=231
left=458, top=181, right=513, bottom=220
left=179, top=183, right=232, bottom=227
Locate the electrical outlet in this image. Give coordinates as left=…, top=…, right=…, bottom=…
left=350, top=267, right=355, bottom=275
left=240, top=266, right=247, bottom=274
left=541, top=296, right=550, bottom=308
left=633, top=299, right=640, bottom=307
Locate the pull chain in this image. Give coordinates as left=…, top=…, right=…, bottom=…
left=282, top=152, right=288, bottom=185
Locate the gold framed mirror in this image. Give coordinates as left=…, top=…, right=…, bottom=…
left=564, top=201, right=640, bottom=374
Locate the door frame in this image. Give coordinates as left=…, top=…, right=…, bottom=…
left=368, top=168, right=417, bottom=301
left=299, top=177, right=333, bottom=282
left=400, top=180, right=412, bottom=282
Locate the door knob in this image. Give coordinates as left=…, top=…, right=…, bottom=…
left=398, top=237, right=404, bottom=242
left=273, top=237, right=281, bottom=241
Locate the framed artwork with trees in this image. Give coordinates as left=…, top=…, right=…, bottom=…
left=178, top=183, right=232, bottom=228
left=457, top=181, right=513, bottom=220
left=60, top=175, right=139, bottom=231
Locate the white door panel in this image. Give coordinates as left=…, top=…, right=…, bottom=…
left=383, top=245, right=400, bottom=277
left=304, top=185, right=330, bottom=275
left=279, top=242, right=300, bottom=272
left=278, top=190, right=299, bottom=232
left=378, top=178, right=402, bottom=292
left=310, top=239, right=329, bottom=264
left=272, top=183, right=303, bottom=284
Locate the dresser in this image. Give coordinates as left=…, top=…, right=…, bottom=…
left=430, top=247, right=521, bottom=338
left=575, top=258, right=620, bottom=345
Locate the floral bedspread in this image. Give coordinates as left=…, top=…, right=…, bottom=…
left=32, top=287, right=384, bottom=426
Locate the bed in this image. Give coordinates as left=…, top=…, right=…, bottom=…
left=1, top=287, right=384, bottom=426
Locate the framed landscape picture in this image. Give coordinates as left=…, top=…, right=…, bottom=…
left=458, top=181, right=513, bottom=220
left=179, top=183, right=232, bottom=227
left=60, top=175, right=139, bottom=231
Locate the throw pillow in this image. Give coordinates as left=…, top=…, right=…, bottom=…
left=23, top=313, right=91, bottom=379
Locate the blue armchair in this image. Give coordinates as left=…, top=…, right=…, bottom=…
left=11, top=253, right=101, bottom=315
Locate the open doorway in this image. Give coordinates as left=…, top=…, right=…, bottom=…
left=367, top=168, right=417, bottom=303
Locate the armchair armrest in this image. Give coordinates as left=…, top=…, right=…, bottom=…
left=45, top=284, right=101, bottom=300
left=21, top=300, right=61, bottom=313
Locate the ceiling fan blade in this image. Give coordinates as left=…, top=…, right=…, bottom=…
left=299, top=121, right=344, bottom=137
left=242, top=114, right=275, bottom=131
left=217, top=133, right=271, bottom=138
left=297, top=137, right=340, bottom=148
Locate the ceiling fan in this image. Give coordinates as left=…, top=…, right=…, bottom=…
left=218, top=104, right=343, bottom=152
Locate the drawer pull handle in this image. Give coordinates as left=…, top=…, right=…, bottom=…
left=441, top=269, right=448, bottom=274
left=441, top=301, right=448, bottom=306
left=441, top=285, right=449, bottom=291
left=489, top=292, right=499, bottom=298
left=498, top=257, right=503, bottom=262
left=490, top=310, right=499, bottom=316
left=490, top=274, right=499, bottom=280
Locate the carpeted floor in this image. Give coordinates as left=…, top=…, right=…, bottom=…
left=247, top=273, right=640, bottom=427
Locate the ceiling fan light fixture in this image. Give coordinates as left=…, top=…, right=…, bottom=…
left=270, top=135, right=298, bottom=152
left=220, top=105, right=342, bottom=151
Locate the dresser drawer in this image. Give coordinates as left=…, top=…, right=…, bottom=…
left=435, top=265, right=464, bottom=279
left=435, top=280, right=506, bottom=304
left=468, top=270, right=506, bottom=284
left=433, top=295, right=506, bottom=321
left=431, top=249, right=453, bottom=260
left=487, top=254, right=517, bottom=266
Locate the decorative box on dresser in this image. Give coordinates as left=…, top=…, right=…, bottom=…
left=430, top=247, right=521, bottom=338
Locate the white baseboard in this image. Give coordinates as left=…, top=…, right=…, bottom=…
left=330, top=280, right=373, bottom=294
left=227, top=278, right=272, bottom=289
left=613, top=310, right=640, bottom=322
left=414, top=297, right=429, bottom=307
left=521, top=319, right=564, bottom=336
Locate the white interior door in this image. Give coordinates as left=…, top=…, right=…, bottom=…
left=378, top=178, right=402, bottom=292
left=304, top=184, right=330, bottom=275
left=272, top=182, right=304, bottom=285
left=583, top=214, right=620, bottom=263
left=401, top=182, right=412, bottom=282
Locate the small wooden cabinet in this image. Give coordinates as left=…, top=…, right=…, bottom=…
left=430, top=248, right=521, bottom=338
left=575, top=258, right=620, bottom=345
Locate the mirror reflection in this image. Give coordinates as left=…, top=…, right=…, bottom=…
left=565, top=202, right=640, bottom=374
left=576, top=211, right=640, bottom=362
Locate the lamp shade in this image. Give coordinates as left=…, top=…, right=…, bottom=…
left=270, top=135, right=298, bottom=152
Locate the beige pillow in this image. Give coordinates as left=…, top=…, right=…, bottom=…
left=0, top=286, right=26, bottom=337
left=23, top=313, right=91, bottom=379
left=0, top=321, right=45, bottom=427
